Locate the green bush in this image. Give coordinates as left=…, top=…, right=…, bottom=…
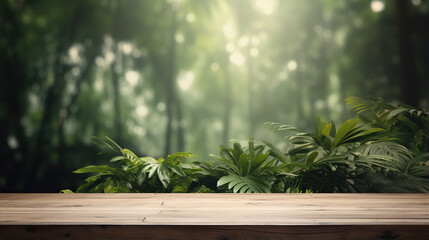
left=65, top=97, right=429, bottom=193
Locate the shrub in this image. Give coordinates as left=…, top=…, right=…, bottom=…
left=65, top=97, right=429, bottom=193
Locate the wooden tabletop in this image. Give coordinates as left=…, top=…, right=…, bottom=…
left=0, top=193, right=428, bottom=226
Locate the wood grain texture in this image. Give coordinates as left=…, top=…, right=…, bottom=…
left=0, top=193, right=428, bottom=226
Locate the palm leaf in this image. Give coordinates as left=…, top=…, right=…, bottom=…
left=217, top=174, right=272, bottom=193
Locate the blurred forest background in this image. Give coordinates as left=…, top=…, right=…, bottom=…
left=1, top=0, right=428, bottom=192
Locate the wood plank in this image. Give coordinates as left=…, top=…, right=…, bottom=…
left=0, top=194, right=428, bottom=239
left=0, top=193, right=428, bottom=226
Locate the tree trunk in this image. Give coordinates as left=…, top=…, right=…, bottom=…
left=176, top=96, right=185, bottom=152
left=222, top=55, right=232, bottom=144
left=111, top=49, right=123, bottom=143
left=30, top=50, right=70, bottom=191
left=395, top=0, right=419, bottom=106
left=247, top=56, right=256, bottom=137
left=30, top=0, right=84, bottom=191
left=0, top=1, right=30, bottom=192
left=58, top=48, right=98, bottom=159
left=164, top=4, right=177, bottom=156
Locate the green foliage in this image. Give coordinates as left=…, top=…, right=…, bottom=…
left=59, top=189, right=74, bottom=193
left=68, top=97, right=429, bottom=194
left=72, top=137, right=197, bottom=193
left=264, top=97, right=429, bottom=193
left=207, top=139, right=276, bottom=193
left=346, top=96, right=429, bottom=153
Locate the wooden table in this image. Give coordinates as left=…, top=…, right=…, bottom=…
left=0, top=193, right=428, bottom=239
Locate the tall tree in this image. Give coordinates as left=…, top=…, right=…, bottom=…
left=395, top=0, right=420, bottom=106
left=164, top=3, right=178, bottom=156
left=222, top=51, right=232, bottom=143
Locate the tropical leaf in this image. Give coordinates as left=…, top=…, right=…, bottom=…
left=73, top=165, right=116, bottom=174
left=264, top=122, right=299, bottom=132
left=210, top=139, right=277, bottom=193
left=72, top=137, right=194, bottom=192
left=217, top=174, right=272, bottom=193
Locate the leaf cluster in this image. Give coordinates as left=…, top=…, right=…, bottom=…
left=71, top=137, right=206, bottom=193
left=66, top=97, right=429, bottom=194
